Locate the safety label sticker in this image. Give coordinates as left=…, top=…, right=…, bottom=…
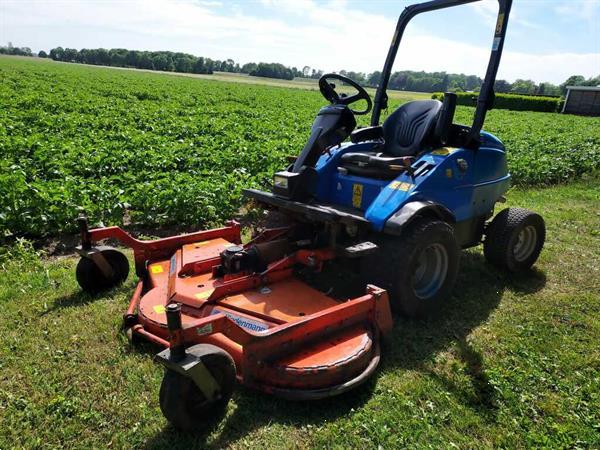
left=195, top=290, right=214, bottom=300
left=150, top=265, right=164, bottom=274
left=352, top=183, right=363, bottom=208
left=211, top=309, right=269, bottom=332
left=492, top=37, right=502, bottom=51
left=169, top=254, right=177, bottom=275
left=196, top=323, right=213, bottom=336
left=495, top=13, right=505, bottom=34
left=388, top=181, right=414, bottom=192
left=431, top=147, right=458, bottom=156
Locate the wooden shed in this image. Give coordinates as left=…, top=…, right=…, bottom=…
left=562, top=86, right=600, bottom=116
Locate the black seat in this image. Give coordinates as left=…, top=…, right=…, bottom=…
left=382, top=99, right=442, bottom=157
left=339, top=152, right=413, bottom=179
left=340, top=100, right=442, bottom=178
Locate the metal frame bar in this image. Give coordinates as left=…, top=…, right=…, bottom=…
left=83, top=220, right=241, bottom=275
left=371, top=0, right=513, bottom=146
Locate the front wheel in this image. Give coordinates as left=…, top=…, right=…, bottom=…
left=484, top=208, right=545, bottom=272
left=159, top=345, right=236, bottom=432
left=363, top=219, right=460, bottom=317
left=76, top=248, right=129, bottom=294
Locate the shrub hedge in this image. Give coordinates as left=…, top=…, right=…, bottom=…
left=431, top=91, right=563, bottom=113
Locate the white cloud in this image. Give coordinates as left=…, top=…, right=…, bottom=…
left=0, top=0, right=598, bottom=84
left=471, top=0, right=541, bottom=30
left=554, top=0, right=600, bottom=22
left=393, top=31, right=600, bottom=84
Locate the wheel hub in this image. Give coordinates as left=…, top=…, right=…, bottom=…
left=513, top=225, right=537, bottom=262
left=412, top=243, right=448, bottom=299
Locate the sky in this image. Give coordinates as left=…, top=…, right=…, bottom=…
left=1, top=0, right=599, bottom=84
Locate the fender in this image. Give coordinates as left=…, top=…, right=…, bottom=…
left=383, top=201, right=455, bottom=236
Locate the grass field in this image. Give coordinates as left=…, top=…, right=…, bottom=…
left=1, top=181, right=598, bottom=449
left=0, top=55, right=599, bottom=448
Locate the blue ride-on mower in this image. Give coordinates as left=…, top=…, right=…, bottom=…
left=245, top=0, right=546, bottom=317
left=75, top=0, right=545, bottom=430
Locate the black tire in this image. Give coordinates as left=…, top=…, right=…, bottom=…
left=76, top=249, right=129, bottom=294
left=362, top=219, right=460, bottom=318
left=484, top=207, right=545, bottom=272
left=159, top=345, right=236, bottom=432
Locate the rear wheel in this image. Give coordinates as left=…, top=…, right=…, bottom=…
left=159, top=345, right=236, bottom=432
left=484, top=207, right=545, bottom=272
left=76, top=248, right=129, bottom=294
left=363, top=219, right=460, bottom=317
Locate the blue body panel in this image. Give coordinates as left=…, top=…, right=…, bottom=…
left=314, top=131, right=510, bottom=231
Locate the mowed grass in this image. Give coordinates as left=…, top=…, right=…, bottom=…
left=1, top=180, right=598, bottom=449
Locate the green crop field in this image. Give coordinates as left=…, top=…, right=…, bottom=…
left=1, top=56, right=598, bottom=238
left=0, top=55, right=599, bottom=449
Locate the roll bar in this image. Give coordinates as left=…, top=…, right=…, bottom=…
left=370, top=0, right=513, bottom=147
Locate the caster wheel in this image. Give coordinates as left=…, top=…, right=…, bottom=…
left=124, top=326, right=142, bottom=346
left=484, top=207, right=545, bottom=272
left=76, top=248, right=129, bottom=294
left=159, top=344, right=236, bottom=432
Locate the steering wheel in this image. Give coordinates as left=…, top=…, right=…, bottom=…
left=318, top=73, right=372, bottom=115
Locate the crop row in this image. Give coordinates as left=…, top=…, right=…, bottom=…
left=1, top=57, right=598, bottom=237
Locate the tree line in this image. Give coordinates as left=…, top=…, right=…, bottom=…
left=342, top=70, right=599, bottom=97
left=2, top=44, right=324, bottom=80
left=0, top=43, right=33, bottom=57
left=2, top=43, right=597, bottom=96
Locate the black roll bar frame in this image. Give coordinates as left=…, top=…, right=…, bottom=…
left=370, top=0, right=513, bottom=147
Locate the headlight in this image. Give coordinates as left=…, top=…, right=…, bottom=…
left=273, top=176, right=288, bottom=189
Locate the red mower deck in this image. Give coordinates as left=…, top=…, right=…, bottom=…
left=78, top=220, right=393, bottom=401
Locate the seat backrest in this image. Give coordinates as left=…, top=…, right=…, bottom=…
left=382, top=100, right=442, bottom=157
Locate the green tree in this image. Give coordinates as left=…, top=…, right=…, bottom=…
left=139, top=52, right=154, bottom=70
left=49, top=47, right=64, bottom=61
left=494, top=79, right=511, bottom=93
left=152, top=54, right=170, bottom=71
left=367, top=71, right=381, bottom=87
left=125, top=50, right=139, bottom=67
left=175, top=56, right=192, bottom=73
left=560, top=75, right=586, bottom=94
left=536, top=82, right=560, bottom=96
left=241, top=62, right=257, bottom=74
left=511, top=79, right=537, bottom=95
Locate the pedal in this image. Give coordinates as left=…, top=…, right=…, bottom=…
left=340, top=241, right=378, bottom=258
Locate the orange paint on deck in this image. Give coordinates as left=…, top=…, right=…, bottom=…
left=219, top=279, right=339, bottom=323
left=181, top=238, right=232, bottom=268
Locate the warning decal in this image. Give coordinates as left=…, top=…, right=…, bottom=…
left=495, top=13, right=505, bottom=34
left=388, top=181, right=414, bottom=192
left=150, top=265, right=164, bottom=274
left=352, top=183, right=363, bottom=208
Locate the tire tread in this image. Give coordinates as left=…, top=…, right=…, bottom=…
left=484, top=207, right=545, bottom=272
left=363, top=218, right=460, bottom=317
